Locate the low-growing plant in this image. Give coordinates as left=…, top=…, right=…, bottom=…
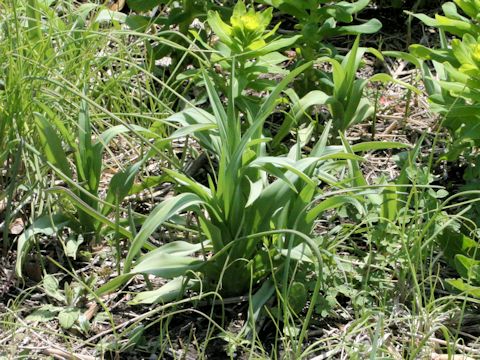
left=2, top=0, right=178, bottom=276
left=384, top=0, right=480, bottom=301
left=5, top=0, right=480, bottom=358
left=26, top=274, right=97, bottom=332
left=118, top=0, right=217, bottom=73
left=385, top=0, right=480, bottom=238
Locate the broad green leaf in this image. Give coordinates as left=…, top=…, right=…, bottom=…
left=454, top=254, right=480, bottom=283
left=288, top=282, right=307, bottom=314
left=435, top=14, right=476, bottom=36
left=347, top=0, right=371, bottom=14
left=442, top=2, right=469, bottom=21
left=230, top=62, right=313, bottom=170
left=383, top=50, right=422, bottom=68
left=163, top=168, right=212, bottom=201
left=243, top=278, right=275, bottom=337
left=136, top=240, right=211, bottom=265
left=446, top=278, right=480, bottom=298
left=250, top=35, right=301, bottom=57
left=369, top=73, right=422, bottom=95
left=166, top=108, right=220, bottom=154
left=409, top=45, right=453, bottom=63
left=279, top=244, right=313, bottom=263
left=380, top=183, right=398, bottom=222
left=306, top=195, right=364, bottom=223
left=410, top=12, right=438, bottom=27
left=339, top=36, right=363, bottom=103
left=58, top=307, right=80, bottom=329
left=96, top=273, right=133, bottom=297
left=249, top=157, right=317, bottom=188
left=207, top=11, right=233, bottom=47
left=124, top=193, right=204, bottom=272
left=351, top=141, right=411, bottom=152
left=25, top=305, right=62, bottom=323
left=198, top=216, right=224, bottom=253
left=168, top=123, right=217, bottom=139
left=454, top=0, right=479, bottom=19
left=65, top=234, right=84, bottom=260
left=95, top=9, right=127, bottom=24
left=246, top=178, right=264, bottom=207
left=132, top=254, right=203, bottom=278
left=129, top=277, right=197, bottom=304
left=273, top=90, right=334, bottom=147
left=328, top=19, right=382, bottom=37
left=43, top=274, right=64, bottom=302
left=437, top=229, right=480, bottom=266
left=102, top=160, right=144, bottom=216
left=125, top=14, right=151, bottom=32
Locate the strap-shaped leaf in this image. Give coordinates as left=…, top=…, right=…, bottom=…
left=102, top=160, right=145, bottom=216
left=132, top=253, right=203, bottom=278
left=137, top=241, right=211, bottom=264
left=35, top=114, right=72, bottom=178
left=306, top=195, right=364, bottom=223
left=46, top=187, right=132, bottom=238
left=129, top=277, right=198, bottom=305
left=124, top=193, right=204, bottom=272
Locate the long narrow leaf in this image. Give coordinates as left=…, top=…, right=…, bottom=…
left=123, top=193, right=204, bottom=272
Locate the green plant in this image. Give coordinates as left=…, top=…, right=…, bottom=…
left=97, top=61, right=368, bottom=318
left=384, top=0, right=480, bottom=300
left=2, top=0, right=175, bottom=276
left=256, top=0, right=382, bottom=60
left=386, top=1, right=480, bottom=160
left=1, top=0, right=101, bottom=252
left=274, top=36, right=419, bottom=143
left=126, top=0, right=209, bottom=31
left=117, top=0, right=216, bottom=74
left=436, top=225, right=480, bottom=298
left=203, top=1, right=301, bottom=98
left=15, top=99, right=151, bottom=276
left=207, top=1, right=299, bottom=56
left=95, top=56, right=415, bottom=358
left=25, top=274, right=97, bottom=332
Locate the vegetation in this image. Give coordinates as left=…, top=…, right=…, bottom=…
left=1, top=0, right=480, bottom=359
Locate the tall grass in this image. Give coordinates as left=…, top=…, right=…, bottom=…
left=0, top=0, right=179, bottom=253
